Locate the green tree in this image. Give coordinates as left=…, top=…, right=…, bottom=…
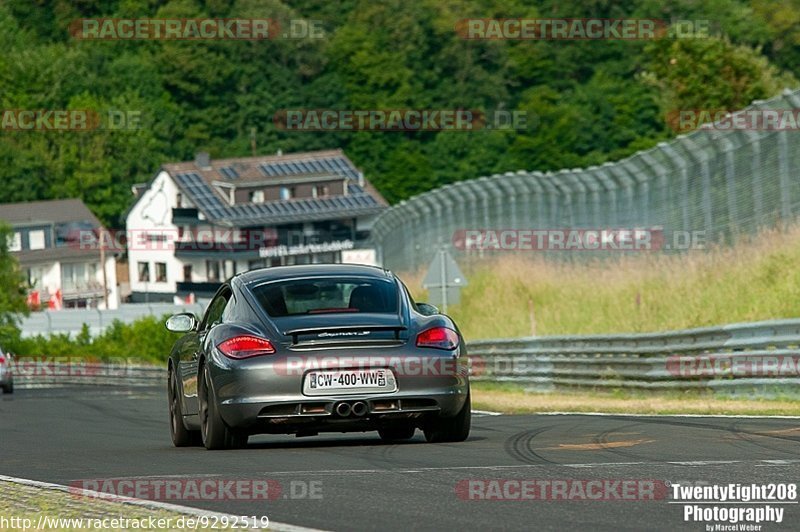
left=0, top=223, right=28, bottom=346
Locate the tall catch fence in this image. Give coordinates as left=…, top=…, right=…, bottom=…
left=369, top=88, right=800, bottom=272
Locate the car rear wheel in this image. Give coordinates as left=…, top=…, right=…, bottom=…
left=199, top=364, right=247, bottom=450
left=423, top=392, right=471, bottom=443
left=378, top=423, right=416, bottom=442
left=168, top=368, right=200, bottom=447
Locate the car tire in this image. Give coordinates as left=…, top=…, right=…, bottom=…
left=2, top=381, right=12, bottom=394
left=423, top=391, right=471, bottom=443
left=199, top=364, right=247, bottom=450
left=378, top=424, right=416, bottom=442
left=168, top=368, right=200, bottom=447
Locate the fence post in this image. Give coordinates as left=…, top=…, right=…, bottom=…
left=660, top=142, right=691, bottom=234
left=777, top=130, right=792, bottom=222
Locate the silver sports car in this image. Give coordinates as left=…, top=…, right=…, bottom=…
left=166, top=264, right=471, bottom=450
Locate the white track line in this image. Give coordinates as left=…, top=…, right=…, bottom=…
left=471, top=409, right=503, bottom=416
left=0, top=474, right=326, bottom=532
left=535, top=412, right=800, bottom=419
left=111, top=458, right=800, bottom=478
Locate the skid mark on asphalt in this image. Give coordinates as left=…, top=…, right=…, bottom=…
left=536, top=438, right=655, bottom=451
left=723, top=420, right=800, bottom=459
left=505, top=426, right=561, bottom=464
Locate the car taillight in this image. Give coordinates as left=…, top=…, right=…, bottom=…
left=0, top=356, right=5, bottom=364
left=416, top=327, right=459, bottom=350
left=217, top=336, right=276, bottom=359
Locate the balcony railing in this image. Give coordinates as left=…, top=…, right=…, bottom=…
left=176, top=281, right=222, bottom=295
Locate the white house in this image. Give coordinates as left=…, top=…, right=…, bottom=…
left=0, top=198, right=119, bottom=309
left=125, top=149, right=387, bottom=303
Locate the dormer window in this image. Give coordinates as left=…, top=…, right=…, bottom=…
left=280, top=187, right=294, bottom=200
left=249, top=190, right=265, bottom=204
left=28, top=229, right=45, bottom=250
left=312, top=185, right=329, bottom=198
left=8, top=232, right=21, bottom=252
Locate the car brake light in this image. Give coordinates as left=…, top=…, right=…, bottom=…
left=0, top=356, right=5, bottom=364
left=416, top=327, right=459, bottom=350
left=217, top=336, right=276, bottom=359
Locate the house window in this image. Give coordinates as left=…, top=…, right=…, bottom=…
left=8, top=232, right=21, bottom=252
left=183, top=264, right=192, bottom=282
left=206, top=260, right=220, bottom=282
left=62, top=263, right=87, bottom=292
left=249, top=190, right=265, bottom=203
left=29, top=229, right=45, bottom=250
left=27, top=266, right=46, bottom=289
left=312, top=185, right=329, bottom=198
left=280, top=186, right=294, bottom=200
left=138, top=262, right=150, bottom=283
left=176, top=192, right=182, bottom=208
left=155, top=262, right=167, bottom=283
left=224, top=260, right=235, bottom=278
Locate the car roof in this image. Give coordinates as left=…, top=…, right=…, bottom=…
left=237, top=263, right=394, bottom=285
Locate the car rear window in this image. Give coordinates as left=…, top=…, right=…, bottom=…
left=251, top=278, right=399, bottom=317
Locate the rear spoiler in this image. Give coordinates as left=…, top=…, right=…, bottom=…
left=283, top=325, right=408, bottom=344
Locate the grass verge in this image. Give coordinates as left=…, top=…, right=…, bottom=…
left=403, top=224, right=800, bottom=339
left=472, top=381, right=800, bottom=416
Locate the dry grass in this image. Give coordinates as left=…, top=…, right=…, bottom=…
left=403, top=225, right=800, bottom=339
left=472, top=383, right=800, bottom=416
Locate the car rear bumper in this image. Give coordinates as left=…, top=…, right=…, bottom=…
left=208, top=351, right=469, bottom=431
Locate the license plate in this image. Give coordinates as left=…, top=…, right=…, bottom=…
left=303, top=369, right=397, bottom=396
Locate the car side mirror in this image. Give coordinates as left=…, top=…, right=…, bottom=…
left=165, top=313, right=198, bottom=333
left=416, top=302, right=440, bottom=316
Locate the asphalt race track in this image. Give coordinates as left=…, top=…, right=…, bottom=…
left=2, top=387, right=799, bottom=531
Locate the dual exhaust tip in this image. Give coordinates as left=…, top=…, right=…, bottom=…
left=335, top=401, right=368, bottom=417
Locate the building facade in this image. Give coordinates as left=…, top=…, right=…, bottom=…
left=125, top=149, right=387, bottom=303
left=0, top=199, right=119, bottom=309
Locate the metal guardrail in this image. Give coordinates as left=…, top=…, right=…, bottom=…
left=18, top=303, right=205, bottom=338
left=12, top=319, right=800, bottom=393
left=467, top=319, right=800, bottom=393
left=13, top=362, right=164, bottom=389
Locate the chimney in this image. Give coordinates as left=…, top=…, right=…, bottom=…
left=195, top=152, right=211, bottom=169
